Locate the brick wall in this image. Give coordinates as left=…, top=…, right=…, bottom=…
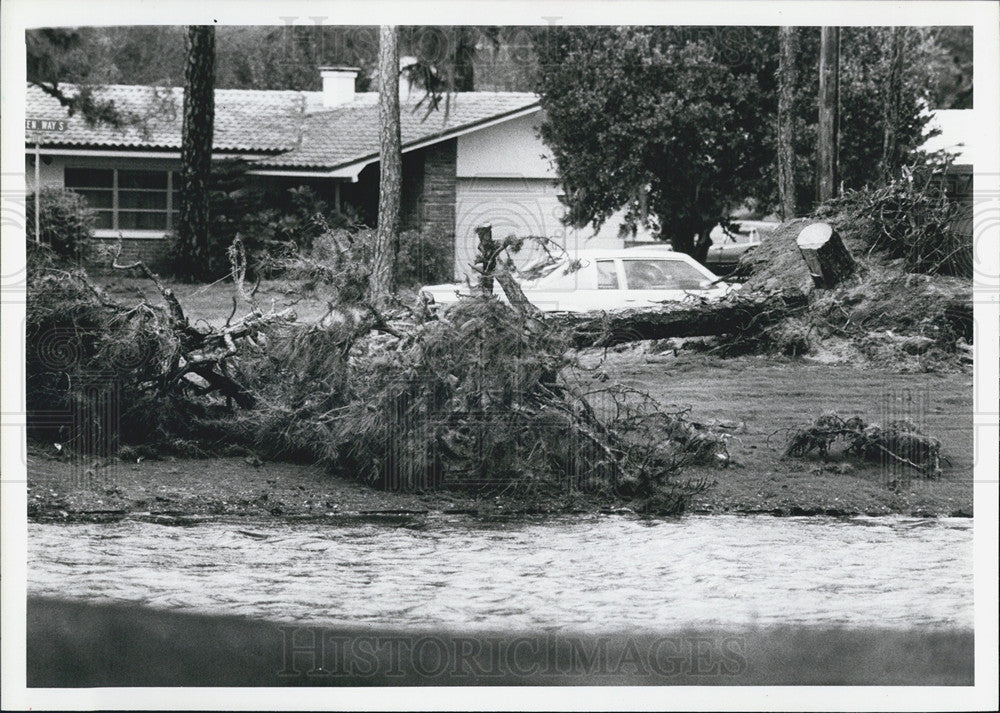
left=420, top=139, right=456, bottom=278
left=92, top=237, right=170, bottom=270
left=421, top=139, right=457, bottom=239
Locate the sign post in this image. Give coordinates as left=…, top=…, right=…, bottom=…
left=25, top=118, right=68, bottom=243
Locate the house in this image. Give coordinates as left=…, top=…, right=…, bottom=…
left=25, top=68, right=624, bottom=277
left=921, top=108, right=975, bottom=205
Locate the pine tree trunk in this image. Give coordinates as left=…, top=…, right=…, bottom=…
left=880, top=27, right=906, bottom=182
left=564, top=289, right=809, bottom=348
left=777, top=26, right=798, bottom=220
left=816, top=27, right=840, bottom=205
left=453, top=27, right=476, bottom=92
left=178, top=26, right=215, bottom=282
left=369, top=25, right=402, bottom=305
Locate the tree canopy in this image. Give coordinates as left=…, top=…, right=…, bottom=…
left=535, top=27, right=775, bottom=260
left=534, top=26, right=963, bottom=258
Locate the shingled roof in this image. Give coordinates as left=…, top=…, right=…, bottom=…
left=24, top=83, right=325, bottom=152
left=24, top=84, right=541, bottom=167
left=252, top=92, right=541, bottom=170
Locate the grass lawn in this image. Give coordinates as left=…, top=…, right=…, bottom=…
left=97, top=276, right=338, bottom=326
left=599, top=352, right=973, bottom=516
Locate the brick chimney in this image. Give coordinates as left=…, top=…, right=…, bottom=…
left=319, top=66, right=359, bottom=108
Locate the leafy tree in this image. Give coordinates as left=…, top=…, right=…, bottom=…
left=835, top=28, right=943, bottom=193
left=215, top=25, right=378, bottom=91
left=535, top=27, right=774, bottom=261
left=174, top=26, right=216, bottom=282
left=925, top=26, right=973, bottom=109
left=535, top=26, right=957, bottom=246
left=787, top=27, right=949, bottom=209
left=87, top=26, right=187, bottom=86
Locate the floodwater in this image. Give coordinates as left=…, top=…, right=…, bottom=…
left=28, top=514, right=972, bottom=631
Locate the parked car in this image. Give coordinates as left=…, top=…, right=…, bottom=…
left=705, top=222, right=771, bottom=274
left=421, top=246, right=736, bottom=313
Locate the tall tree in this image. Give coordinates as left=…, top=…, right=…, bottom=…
left=777, top=27, right=798, bottom=219
left=369, top=25, right=402, bottom=303
left=535, top=27, right=772, bottom=262
left=451, top=27, right=478, bottom=91
left=176, top=26, right=216, bottom=281
left=880, top=27, right=907, bottom=181
left=816, top=27, right=840, bottom=204
left=27, top=28, right=133, bottom=127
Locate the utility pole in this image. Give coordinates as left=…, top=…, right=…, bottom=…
left=817, top=26, right=840, bottom=204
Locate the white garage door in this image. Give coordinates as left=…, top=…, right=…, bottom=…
left=454, top=177, right=623, bottom=278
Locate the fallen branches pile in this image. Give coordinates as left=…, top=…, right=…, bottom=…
left=734, top=218, right=972, bottom=366
left=784, top=412, right=943, bottom=478
left=226, top=295, right=716, bottom=504
left=26, top=240, right=296, bottom=451
left=815, top=165, right=972, bottom=278
left=28, top=237, right=725, bottom=510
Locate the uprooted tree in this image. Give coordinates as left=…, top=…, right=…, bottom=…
left=26, top=234, right=735, bottom=512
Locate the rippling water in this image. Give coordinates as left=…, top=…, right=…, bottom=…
left=28, top=515, right=972, bottom=631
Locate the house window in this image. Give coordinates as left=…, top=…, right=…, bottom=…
left=65, top=167, right=175, bottom=231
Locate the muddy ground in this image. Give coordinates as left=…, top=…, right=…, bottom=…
left=27, top=352, right=973, bottom=522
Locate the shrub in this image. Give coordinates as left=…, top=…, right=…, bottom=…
left=25, top=187, right=96, bottom=263
left=397, top=229, right=452, bottom=286
left=262, top=224, right=453, bottom=296
left=241, top=185, right=363, bottom=269
left=164, top=165, right=364, bottom=281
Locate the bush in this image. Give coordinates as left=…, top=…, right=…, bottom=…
left=815, top=165, right=972, bottom=278
left=26, top=187, right=96, bottom=263
left=397, top=229, right=452, bottom=286
left=264, top=225, right=453, bottom=295
left=164, top=164, right=364, bottom=281
left=241, top=185, right=363, bottom=273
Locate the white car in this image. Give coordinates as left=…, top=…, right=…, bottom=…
left=421, top=246, right=735, bottom=314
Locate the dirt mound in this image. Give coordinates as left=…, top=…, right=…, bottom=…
left=741, top=218, right=817, bottom=293
left=735, top=220, right=972, bottom=370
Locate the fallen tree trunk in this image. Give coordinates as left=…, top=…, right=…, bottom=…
left=561, top=289, right=809, bottom=349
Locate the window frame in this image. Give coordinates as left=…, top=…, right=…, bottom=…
left=64, top=166, right=176, bottom=236
left=595, top=259, right=622, bottom=290
left=620, top=257, right=711, bottom=291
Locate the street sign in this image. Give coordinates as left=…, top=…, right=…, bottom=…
left=25, top=118, right=68, bottom=132
left=26, top=117, right=68, bottom=243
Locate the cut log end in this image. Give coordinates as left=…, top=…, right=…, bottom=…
left=796, top=222, right=855, bottom=289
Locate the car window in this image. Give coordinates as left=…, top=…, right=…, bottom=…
left=622, top=259, right=707, bottom=290
left=596, top=260, right=619, bottom=289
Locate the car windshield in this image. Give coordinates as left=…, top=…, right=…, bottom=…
left=622, top=259, right=707, bottom=290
